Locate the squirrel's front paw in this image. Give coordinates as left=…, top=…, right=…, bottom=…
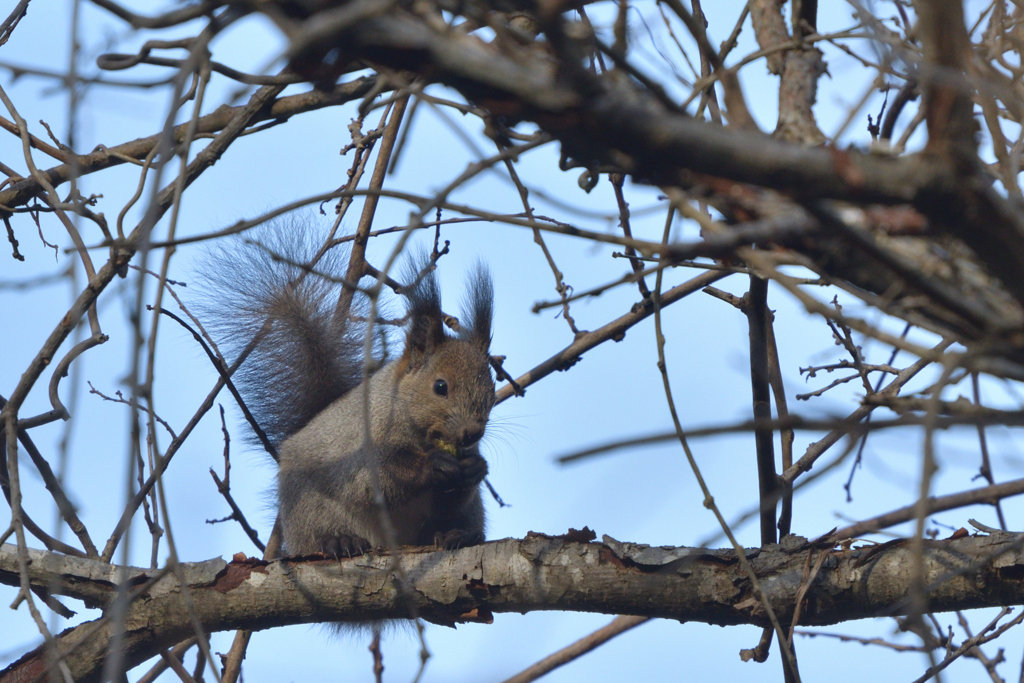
left=458, top=452, right=488, bottom=487
left=429, top=450, right=488, bottom=491
left=321, top=534, right=372, bottom=559
left=433, top=528, right=485, bottom=550
left=429, top=450, right=465, bottom=489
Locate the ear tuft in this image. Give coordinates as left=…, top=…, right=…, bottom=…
left=403, top=261, right=446, bottom=368
left=461, top=262, right=493, bottom=352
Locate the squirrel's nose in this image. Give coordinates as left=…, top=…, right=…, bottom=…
left=458, top=424, right=485, bottom=448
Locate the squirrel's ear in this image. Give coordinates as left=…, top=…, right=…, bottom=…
left=461, top=263, right=493, bottom=352
left=403, top=266, right=446, bottom=368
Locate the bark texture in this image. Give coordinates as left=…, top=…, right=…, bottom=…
left=4, top=530, right=1024, bottom=682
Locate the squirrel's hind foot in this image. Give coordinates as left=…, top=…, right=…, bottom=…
left=322, top=534, right=372, bottom=559
left=433, top=529, right=484, bottom=550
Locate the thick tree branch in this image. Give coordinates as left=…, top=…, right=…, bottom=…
left=279, top=9, right=1024, bottom=335
left=4, top=530, right=1024, bottom=682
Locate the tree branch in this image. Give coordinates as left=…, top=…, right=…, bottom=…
left=5, top=530, right=1024, bottom=682
left=0, top=77, right=380, bottom=214
left=280, top=9, right=1024, bottom=331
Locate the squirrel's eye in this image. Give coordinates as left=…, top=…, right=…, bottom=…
left=433, top=379, right=448, bottom=397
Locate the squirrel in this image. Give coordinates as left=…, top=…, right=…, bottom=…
left=200, top=220, right=495, bottom=558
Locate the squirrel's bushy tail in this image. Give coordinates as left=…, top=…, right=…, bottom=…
left=198, top=219, right=374, bottom=449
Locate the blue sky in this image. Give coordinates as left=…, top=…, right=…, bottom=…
left=2, top=1, right=1023, bottom=680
